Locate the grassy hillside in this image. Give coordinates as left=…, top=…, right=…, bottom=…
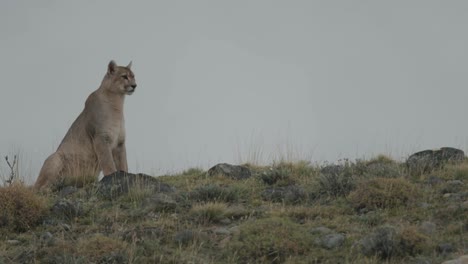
left=0, top=155, right=467, bottom=263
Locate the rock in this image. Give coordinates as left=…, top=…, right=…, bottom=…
left=145, top=193, right=177, bottom=212
left=174, top=230, right=195, bottom=245
left=98, top=171, right=175, bottom=199
left=442, top=255, right=468, bottom=264
left=51, top=199, right=82, bottom=219
left=320, top=233, right=345, bottom=249
left=407, top=147, right=465, bottom=174
left=443, top=193, right=452, bottom=198
left=213, top=227, right=231, bottom=235
left=437, top=243, right=455, bottom=254
left=261, top=185, right=307, bottom=204
left=419, top=221, right=436, bottom=235
left=6, top=240, right=20, bottom=245
left=207, top=163, right=251, bottom=180
left=40, top=232, right=54, bottom=246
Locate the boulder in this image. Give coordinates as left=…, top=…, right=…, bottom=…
left=407, top=147, right=465, bottom=174
left=207, top=163, right=251, bottom=180
left=98, top=171, right=175, bottom=199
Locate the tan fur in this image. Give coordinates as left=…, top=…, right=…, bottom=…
left=35, top=60, right=137, bottom=190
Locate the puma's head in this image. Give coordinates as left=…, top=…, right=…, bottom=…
left=105, top=60, right=137, bottom=95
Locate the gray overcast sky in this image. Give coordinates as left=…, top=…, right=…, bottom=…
left=1, top=1, right=468, bottom=182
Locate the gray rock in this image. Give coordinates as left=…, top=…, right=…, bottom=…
left=321, top=233, right=345, bottom=249
left=98, top=171, right=175, bottom=199
left=419, top=221, right=436, bottom=235
left=437, top=243, right=455, bottom=255
left=207, top=163, right=251, bottom=180
left=407, top=147, right=465, bottom=174
left=51, top=199, right=82, bottom=219
left=214, top=227, right=231, bottom=235
left=6, top=240, right=20, bottom=245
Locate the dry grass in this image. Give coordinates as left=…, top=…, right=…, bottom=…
left=0, top=183, right=47, bottom=231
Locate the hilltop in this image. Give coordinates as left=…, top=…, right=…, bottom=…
left=0, top=151, right=467, bottom=263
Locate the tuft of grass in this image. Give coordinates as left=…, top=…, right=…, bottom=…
left=0, top=183, right=47, bottom=231
left=359, top=225, right=430, bottom=260
left=77, top=234, right=128, bottom=262
left=348, top=177, right=418, bottom=210
left=229, top=217, right=313, bottom=263
left=190, top=202, right=228, bottom=223
left=317, top=163, right=357, bottom=198
left=189, top=183, right=247, bottom=203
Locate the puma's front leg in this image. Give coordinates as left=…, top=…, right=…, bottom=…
left=94, top=135, right=117, bottom=176
left=113, top=142, right=128, bottom=172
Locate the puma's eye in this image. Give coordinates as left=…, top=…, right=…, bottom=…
left=122, top=75, right=129, bottom=80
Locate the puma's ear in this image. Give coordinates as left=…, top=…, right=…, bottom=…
left=126, top=61, right=132, bottom=69
left=108, top=60, right=117, bottom=75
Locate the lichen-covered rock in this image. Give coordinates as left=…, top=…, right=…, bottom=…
left=207, top=163, right=251, bottom=180
left=97, top=171, right=175, bottom=199
left=407, top=147, right=465, bottom=174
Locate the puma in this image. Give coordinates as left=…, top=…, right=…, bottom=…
left=35, top=60, right=137, bottom=190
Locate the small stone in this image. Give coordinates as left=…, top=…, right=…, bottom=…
left=6, top=240, right=20, bottom=245
left=40, top=232, right=53, bottom=241
left=321, top=233, right=345, bottom=249
left=214, top=227, right=231, bottom=235
left=443, top=193, right=452, bottom=198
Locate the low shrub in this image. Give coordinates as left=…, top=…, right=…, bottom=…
left=0, top=183, right=47, bottom=231
left=348, top=178, right=418, bottom=210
